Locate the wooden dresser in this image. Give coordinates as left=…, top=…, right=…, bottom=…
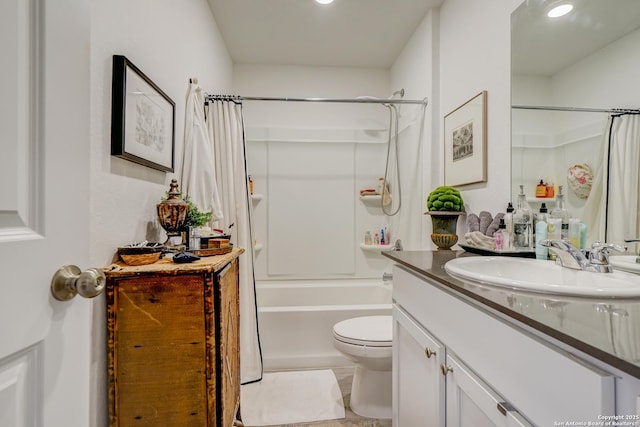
left=104, top=249, right=243, bottom=427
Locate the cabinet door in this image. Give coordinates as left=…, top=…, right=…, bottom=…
left=444, top=354, right=533, bottom=427
left=393, top=305, right=445, bottom=427
left=216, top=259, right=241, bottom=427
left=108, top=274, right=207, bottom=426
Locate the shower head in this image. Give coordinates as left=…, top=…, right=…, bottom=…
left=390, top=88, right=405, bottom=98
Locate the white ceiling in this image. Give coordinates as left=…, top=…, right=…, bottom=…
left=207, top=0, right=640, bottom=76
left=207, top=0, right=444, bottom=69
left=512, top=0, right=640, bottom=76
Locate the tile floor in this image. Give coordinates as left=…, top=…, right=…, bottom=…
left=255, top=366, right=392, bottom=427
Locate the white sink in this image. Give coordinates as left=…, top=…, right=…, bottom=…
left=445, top=256, right=640, bottom=298
left=609, top=255, right=640, bottom=275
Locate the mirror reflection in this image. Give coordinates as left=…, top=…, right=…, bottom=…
left=511, top=0, right=640, bottom=246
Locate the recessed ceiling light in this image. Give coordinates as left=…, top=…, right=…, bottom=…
left=315, top=0, right=334, bottom=4
left=547, top=3, right=574, bottom=18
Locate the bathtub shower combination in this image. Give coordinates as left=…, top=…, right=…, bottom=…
left=256, top=279, right=392, bottom=370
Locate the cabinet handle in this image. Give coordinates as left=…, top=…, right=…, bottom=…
left=497, top=401, right=514, bottom=416
left=424, top=348, right=436, bottom=359
left=440, top=364, right=453, bottom=376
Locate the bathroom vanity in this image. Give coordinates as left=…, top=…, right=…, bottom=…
left=384, top=250, right=640, bottom=427
left=104, top=249, right=243, bottom=427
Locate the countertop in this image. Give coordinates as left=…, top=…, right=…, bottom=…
left=103, top=248, right=244, bottom=277
left=383, top=250, right=640, bottom=379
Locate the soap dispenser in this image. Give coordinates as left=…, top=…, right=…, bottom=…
left=536, top=180, right=547, bottom=198
left=513, top=185, right=533, bottom=250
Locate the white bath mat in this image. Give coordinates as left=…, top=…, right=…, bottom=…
left=241, top=369, right=346, bottom=426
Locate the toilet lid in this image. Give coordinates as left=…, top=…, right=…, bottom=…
left=333, top=315, right=392, bottom=347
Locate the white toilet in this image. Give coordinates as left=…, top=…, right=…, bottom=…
left=333, top=315, right=392, bottom=419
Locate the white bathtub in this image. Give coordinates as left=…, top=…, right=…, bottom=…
left=256, top=279, right=392, bottom=370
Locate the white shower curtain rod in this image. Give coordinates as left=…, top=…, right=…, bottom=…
left=513, top=104, right=640, bottom=114
left=206, top=94, right=429, bottom=105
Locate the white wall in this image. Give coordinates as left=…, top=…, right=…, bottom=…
left=390, top=8, right=438, bottom=250
left=89, top=1, right=232, bottom=424
left=439, top=0, right=524, bottom=232
left=235, top=64, right=393, bottom=279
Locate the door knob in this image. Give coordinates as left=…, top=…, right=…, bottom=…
left=51, top=265, right=106, bottom=301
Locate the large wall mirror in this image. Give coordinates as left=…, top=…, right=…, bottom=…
left=511, top=0, right=640, bottom=245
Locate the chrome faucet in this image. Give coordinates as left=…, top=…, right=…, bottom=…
left=589, top=241, right=627, bottom=272
left=391, top=239, right=403, bottom=251
left=540, top=240, right=626, bottom=273
left=539, top=240, right=589, bottom=270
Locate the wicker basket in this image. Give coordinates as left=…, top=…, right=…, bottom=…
left=118, top=244, right=164, bottom=266
left=119, top=252, right=163, bottom=266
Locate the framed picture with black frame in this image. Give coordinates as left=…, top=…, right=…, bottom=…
left=111, top=55, right=175, bottom=172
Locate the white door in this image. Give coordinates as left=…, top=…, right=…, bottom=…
left=0, top=0, right=92, bottom=426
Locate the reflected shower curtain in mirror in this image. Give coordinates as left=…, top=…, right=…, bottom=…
left=584, top=114, right=640, bottom=245
left=206, top=99, right=263, bottom=384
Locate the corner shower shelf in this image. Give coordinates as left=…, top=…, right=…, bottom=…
left=526, top=197, right=556, bottom=204
left=359, top=194, right=382, bottom=202
left=251, top=193, right=264, bottom=202
left=254, top=243, right=263, bottom=253
left=360, top=243, right=395, bottom=252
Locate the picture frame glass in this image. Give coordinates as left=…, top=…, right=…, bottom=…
left=123, top=67, right=174, bottom=169
left=444, top=91, right=487, bottom=186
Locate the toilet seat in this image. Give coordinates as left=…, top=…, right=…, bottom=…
left=333, top=315, right=392, bottom=347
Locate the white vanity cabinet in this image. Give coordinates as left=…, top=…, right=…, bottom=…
left=392, top=264, right=616, bottom=427
left=393, top=305, right=531, bottom=427
left=393, top=306, right=445, bottom=426
left=444, top=353, right=531, bottom=427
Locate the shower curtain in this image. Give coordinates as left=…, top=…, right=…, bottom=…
left=206, top=99, right=263, bottom=384
left=583, top=114, right=640, bottom=245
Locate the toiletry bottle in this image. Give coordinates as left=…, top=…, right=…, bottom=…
left=504, top=202, right=514, bottom=249
left=380, top=228, right=385, bottom=245
left=579, top=222, right=587, bottom=250
left=374, top=233, right=380, bottom=245
left=513, top=185, right=533, bottom=250
left=494, top=218, right=509, bottom=251
left=248, top=175, right=254, bottom=195
left=536, top=180, right=547, bottom=198
left=546, top=181, right=555, bottom=198
left=550, top=185, right=570, bottom=240
left=364, top=230, right=372, bottom=245
left=535, top=204, right=549, bottom=260
left=568, top=218, right=581, bottom=248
